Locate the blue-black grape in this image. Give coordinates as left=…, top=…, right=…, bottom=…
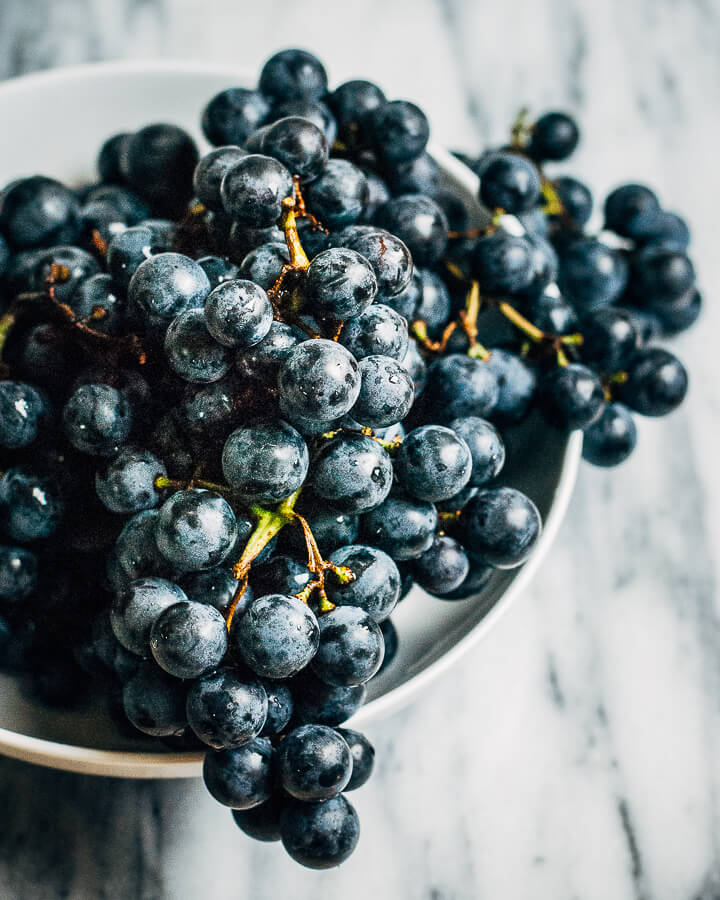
left=449, top=416, right=505, bottom=485
left=202, top=88, right=270, bottom=147
left=203, top=738, right=274, bottom=809
left=97, top=132, right=132, bottom=183
left=0, top=381, right=50, bottom=449
left=106, top=225, right=156, bottom=290
left=537, top=363, right=605, bottom=430
left=187, top=668, right=268, bottom=748
left=363, top=494, right=438, bottom=561
left=527, top=111, right=580, bottom=162
left=616, top=347, right=688, bottom=416
left=180, top=566, right=244, bottom=615
left=62, top=383, right=132, bottom=456
left=371, top=100, right=429, bottom=164
left=423, top=354, right=499, bottom=422
left=235, top=320, right=305, bottom=382
left=150, top=600, right=228, bottom=679
left=394, top=425, right=472, bottom=502
left=279, top=339, right=360, bottom=423
left=580, top=308, right=639, bottom=373
left=222, top=421, right=308, bottom=505
left=413, top=535, right=470, bottom=595
left=204, top=279, right=273, bottom=349
left=463, top=487, right=541, bottom=569
left=231, top=593, right=319, bottom=679
left=155, top=489, right=238, bottom=572
left=220, top=154, right=293, bottom=228
left=311, top=605, right=384, bottom=686
left=334, top=226, right=413, bottom=298
left=306, top=248, right=378, bottom=319
left=232, top=795, right=285, bottom=843
left=374, top=195, right=448, bottom=267
left=164, top=308, right=231, bottom=383
left=238, top=241, right=289, bottom=290
left=329, top=79, right=386, bottom=140
left=0, top=176, right=80, bottom=248
left=480, top=153, right=541, bottom=214
left=582, top=402, right=638, bottom=467
left=0, top=468, right=64, bottom=543
left=326, top=544, right=400, bottom=623
left=193, top=146, right=248, bottom=212
left=277, top=724, right=352, bottom=800
left=351, top=355, right=414, bottom=429
left=197, top=255, right=240, bottom=291
left=305, top=160, right=369, bottom=230
left=309, top=432, right=393, bottom=514
left=0, top=544, right=38, bottom=602
left=290, top=671, right=367, bottom=726
left=95, top=447, right=166, bottom=514
left=261, top=116, right=329, bottom=182
left=129, top=252, right=210, bottom=324
left=552, top=175, right=593, bottom=227
left=280, top=795, right=360, bottom=869
left=558, top=238, right=628, bottom=311
left=125, top=124, right=198, bottom=211
left=604, top=183, right=660, bottom=239
left=470, top=231, right=535, bottom=295
left=339, top=303, right=409, bottom=361
left=338, top=727, right=375, bottom=791
left=483, top=349, right=537, bottom=423
left=122, top=662, right=188, bottom=737
left=259, top=50, right=328, bottom=103
left=70, top=273, right=124, bottom=334
left=272, top=98, right=337, bottom=146
left=629, top=245, right=695, bottom=307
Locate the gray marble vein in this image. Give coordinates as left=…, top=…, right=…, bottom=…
left=0, top=0, right=719, bottom=897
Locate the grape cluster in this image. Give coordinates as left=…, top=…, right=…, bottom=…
left=0, top=49, right=699, bottom=868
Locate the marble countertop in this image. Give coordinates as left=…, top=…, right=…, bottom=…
left=1, top=0, right=719, bottom=897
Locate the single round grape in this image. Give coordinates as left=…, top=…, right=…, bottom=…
left=290, top=672, right=367, bottom=726
left=639, top=210, right=691, bottom=252
left=97, top=132, right=132, bottom=183
left=339, top=304, right=409, bottom=361
left=259, top=49, right=328, bottom=103
left=371, top=100, right=429, bottom=164
left=0, top=545, right=38, bottom=602
left=616, top=347, right=688, bottom=416
left=310, top=433, right=393, bottom=514
left=279, top=339, right=361, bottom=422
left=537, top=363, right=605, bottom=430
left=413, top=535, right=470, bottom=595
left=580, top=308, right=639, bottom=373
left=334, top=226, right=413, bottom=298
left=449, top=416, right=505, bottom=486
left=231, top=594, right=319, bottom=679
left=238, top=241, right=289, bottom=290
left=0, top=469, right=62, bottom=541
left=399, top=340, right=427, bottom=396
left=261, top=116, right=328, bottom=181
left=62, top=384, right=132, bottom=456
left=304, top=159, right=369, bottom=230
left=278, top=724, right=352, bottom=801
left=70, top=273, right=123, bottom=334
left=305, top=248, right=378, bottom=320
left=483, top=349, right=537, bottom=424
left=528, top=111, right=580, bottom=162
left=125, top=124, right=198, bottom=209
left=337, top=728, right=374, bottom=791
left=193, top=146, right=248, bottom=212
left=164, top=309, right=231, bottom=384
left=220, top=154, right=293, bottom=228
left=95, top=447, right=166, bottom=515
left=363, top=494, right=438, bottom=560
left=122, top=663, right=188, bottom=737
left=470, top=231, right=535, bottom=294
left=657, top=287, right=701, bottom=335
left=202, top=88, right=270, bottom=147
left=386, top=152, right=442, bottom=197
left=106, top=225, right=156, bottom=289
left=394, top=424, right=472, bottom=502
left=111, top=576, right=187, bottom=656
left=150, top=601, right=227, bottom=679
left=232, top=795, right=285, bottom=843
left=352, top=355, right=414, bottom=429
left=129, top=252, right=210, bottom=323
left=374, top=194, right=448, bottom=267
left=463, top=487, right=542, bottom=569
left=329, top=79, right=386, bottom=138
left=630, top=245, right=695, bottom=306
left=553, top=175, right=593, bottom=227
left=424, top=354, right=499, bottom=422
left=516, top=234, right=559, bottom=298
left=480, top=153, right=541, bottom=214
left=280, top=795, right=360, bottom=869
left=440, top=553, right=495, bottom=601
left=155, top=489, right=238, bottom=572
left=582, top=402, right=638, bottom=467
left=139, top=218, right=177, bottom=248
left=204, top=279, right=272, bottom=349
left=0, top=176, right=80, bottom=248
left=222, top=421, right=308, bottom=505
left=187, top=668, right=268, bottom=749
left=312, top=605, right=384, bottom=687
left=604, top=183, right=660, bottom=239
left=0, top=381, right=50, bottom=449
left=558, top=238, right=628, bottom=311
left=326, top=544, right=400, bottom=623
left=203, top=738, right=274, bottom=809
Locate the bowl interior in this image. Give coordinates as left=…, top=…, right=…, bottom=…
left=0, top=62, right=580, bottom=777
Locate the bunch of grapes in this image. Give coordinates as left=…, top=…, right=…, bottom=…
left=0, top=49, right=698, bottom=868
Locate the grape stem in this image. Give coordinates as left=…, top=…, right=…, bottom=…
left=412, top=281, right=490, bottom=361
left=510, top=106, right=532, bottom=148
left=154, top=474, right=237, bottom=499
left=320, top=425, right=403, bottom=454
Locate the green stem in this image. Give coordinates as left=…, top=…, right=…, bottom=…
left=497, top=301, right=546, bottom=342
left=0, top=309, right=17, bottom=361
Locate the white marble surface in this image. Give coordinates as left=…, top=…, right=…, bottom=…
left=0, top=1, right=719, bottom=897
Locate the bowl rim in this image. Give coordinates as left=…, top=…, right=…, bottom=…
left=0, top=59, right=583, bottom=778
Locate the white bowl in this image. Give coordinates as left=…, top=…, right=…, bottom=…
left=0, top=60, right=582, bottom=778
